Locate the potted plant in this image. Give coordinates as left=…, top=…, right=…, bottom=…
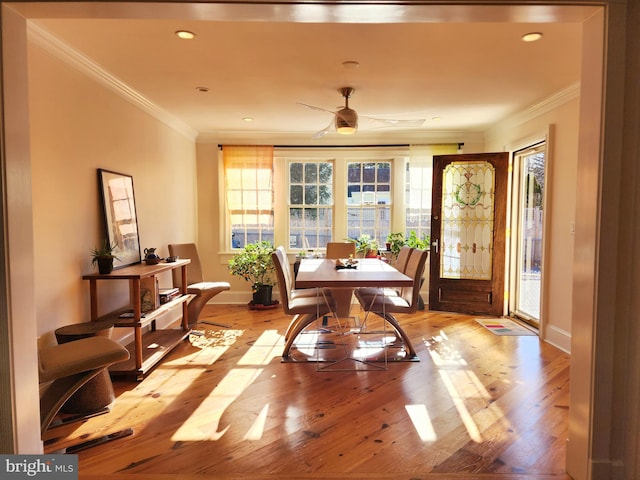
left=228, top=240, right=276, bottom=306
left=406, top=230, right=430, bottom=250
left=349, top=234, right=379, bottom=258
left=386, top=232, right=406, bottom=259
left=91, top=239, right=119, bottom=274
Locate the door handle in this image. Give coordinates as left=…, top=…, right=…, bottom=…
left=432, top=239, right=439, bottom=254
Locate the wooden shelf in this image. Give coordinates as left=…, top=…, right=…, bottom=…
left=104, top=294, right=195, bottom=329
left=109, top=328, right=191, bottom=380
left=84, top=259, right=192, bottom=380
left=83, top=258, right=191, bottom=280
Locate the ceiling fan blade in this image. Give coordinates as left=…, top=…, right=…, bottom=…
left=361, top=116, right=426, bottom=127
left=297, top=102, right=337, bottom=116
left=312, top=119, right=335, bottom=139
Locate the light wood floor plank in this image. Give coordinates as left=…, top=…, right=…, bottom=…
left=44, top=305, right=571, bottom=479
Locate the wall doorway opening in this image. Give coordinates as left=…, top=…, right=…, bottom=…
left=509, top=142, right=546, bottom=327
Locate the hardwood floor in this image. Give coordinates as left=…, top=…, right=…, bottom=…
left=44, top=305, right=571, bottom=479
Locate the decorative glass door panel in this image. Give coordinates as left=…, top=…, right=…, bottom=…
left=430, top=153, right=508, bottom=316
left=441, top=161, right=495, bottom=280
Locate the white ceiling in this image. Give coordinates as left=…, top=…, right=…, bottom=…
left=24, top=2, right=591, bottom=142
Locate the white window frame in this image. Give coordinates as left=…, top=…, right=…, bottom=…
left=220, top=145, right=454, bottom=253
left=287, top=159, right=335, bottom=250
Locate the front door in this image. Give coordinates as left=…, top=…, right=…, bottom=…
left=429, top=153, right=508, bottom=316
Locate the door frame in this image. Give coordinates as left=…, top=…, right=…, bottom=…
left=508, top=138, right=550, bottom=328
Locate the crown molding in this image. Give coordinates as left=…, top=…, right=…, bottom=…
left=197, top=129, right=485, bottom=147
left=486, top=81, right=580, bottom=138
left=27, top=21, right=198, bottom=141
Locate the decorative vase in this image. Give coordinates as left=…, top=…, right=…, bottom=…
left=144, top=247, right=161, bottom=265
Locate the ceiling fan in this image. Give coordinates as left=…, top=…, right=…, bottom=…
left=298, top=87, right=426, bottom=139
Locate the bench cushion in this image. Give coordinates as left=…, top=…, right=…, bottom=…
left=39, top=336, right=129, bottom=384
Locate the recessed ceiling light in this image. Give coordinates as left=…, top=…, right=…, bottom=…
left=521, top=32, right=543, bottom=42
left=342, top=60, right=360, bottom=69
left=242, top=117, right=254, bottom=122
left=175, top=30, right=196, bottom=40
left=431, top=116, right=442, bottom=122
left=195, top=86, right=209, bottom=93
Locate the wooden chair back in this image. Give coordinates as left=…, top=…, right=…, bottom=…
left=326, top=242, right=356, bottom=259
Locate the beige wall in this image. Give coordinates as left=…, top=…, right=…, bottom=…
left=485, top=96, right=580, bottom=353
left=27, top=42, right=198, bottom=343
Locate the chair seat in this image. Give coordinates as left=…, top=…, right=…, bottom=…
left=39, top=337, right=129, bottom=384
left=290, top=287, right=331, bottom=300
left=187, top=281, right=231, bottom=295
left=356, top=287, right=401, bottom=298
left=288, top=294, right=335, bottom=314
left=354, top=290, right=412, bottom=313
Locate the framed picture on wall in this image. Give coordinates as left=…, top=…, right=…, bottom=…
left=98, top=169, right=141, bottom=268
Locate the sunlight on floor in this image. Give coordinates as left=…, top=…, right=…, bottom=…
left=243, top=404, right=270, bottom=441
left=405, top=404, right=437, bottom=441
left=171, top=329, right=284, bottom=442
left=421, top=329, right=513, bottom=444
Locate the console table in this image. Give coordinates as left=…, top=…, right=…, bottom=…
left=83, top=259, right=192, bottom=380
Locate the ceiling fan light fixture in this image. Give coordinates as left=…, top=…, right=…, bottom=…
left=335, top=107, right=358, bottom=135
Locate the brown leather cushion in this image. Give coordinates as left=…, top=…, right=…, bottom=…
left=39, top=336, right=129, bottom=384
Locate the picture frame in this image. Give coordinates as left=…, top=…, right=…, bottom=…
left=98, top=169, right=141, bottom=268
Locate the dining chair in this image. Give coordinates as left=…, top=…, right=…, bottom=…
left=325, top=242, right=358, bottom=318
left=354, top=248, right=429, bottom=359
left=357, top=246, right=416, bottom=299
left=394, top=245, right=414, bottom=273
left=272, top=248, right=335, bottom=358
left=276, top=246, right=319, bottom=300
left=168, top=243, right=231, bottom=325
left=326, top=241, right=356, bottom=259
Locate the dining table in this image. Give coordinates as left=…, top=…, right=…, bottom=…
left=289, top=257, right=414, bottom=369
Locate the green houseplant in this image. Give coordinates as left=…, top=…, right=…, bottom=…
left=349, top=234, right=379, bottom=258
left=228, top=240, right=276, bottom=306
left=91, top=239, right=119, bottom=274
left=386, top=232, right=406, bottom=259
left=406, top=230, right=430, bottom=250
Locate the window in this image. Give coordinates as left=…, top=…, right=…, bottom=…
left=222, top=145, right=457, bottom=252
left=405, top=145, right=458, bottom=243
left=346, top=161, right=392, bottom=243
left=288, top=161, right=333, bottom=249
left=223, top=145, right=274, bottom=248
left=405, top=160, right=431, bottom=241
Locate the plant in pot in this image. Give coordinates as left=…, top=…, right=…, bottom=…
left=228, top=240, right=276, bottom=307
left=406, top=230, right=430, bottom=250
left=349, top=234, right=380, bottom=258
left=91, top=239, right=119, bottom=274
left=386, top=232, right=406, bottom=259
